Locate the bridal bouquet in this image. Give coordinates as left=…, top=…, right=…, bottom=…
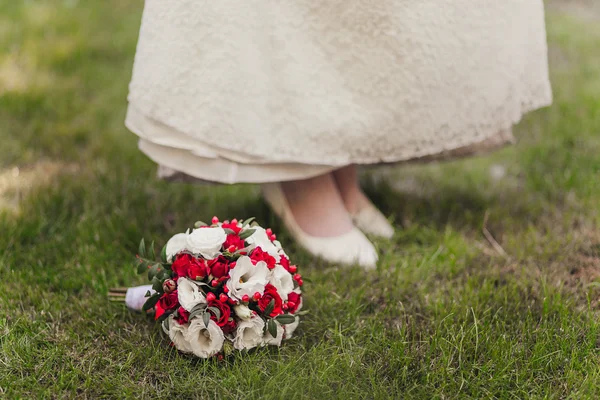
left=126, top=217, right=304, bottom=359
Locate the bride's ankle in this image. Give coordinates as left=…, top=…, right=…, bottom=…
left=279, top=175, right=354, bottom=237
left=332, top=166, right=370, bottom=214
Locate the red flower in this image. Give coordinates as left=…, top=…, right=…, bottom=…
left=221, top=318, right=237, bottom=334
left=174, top=306, right=190, bottom=325
left=279, top=255, right=290, bottom=270
left=221, top=221, right=242, bottom=234
left=188, top=258, right=209, bottom=280
left=286, top=292, right=302, bottom=314
left=250, top=247, right=277, bottom=270
left=154, top=302, right=165, bottom=321
left=155, top=291, right=179, bottom=320
left=171, top=254, right=192, bottom=279
left=208, top=256, right=231, bottom=278
left=224, top=234, right=245, bottom=252
left=172, top=254, right=208, bottom=280
left=258, top=284, right=283, bottom=317
left=208, top=299, right=233, bottom=331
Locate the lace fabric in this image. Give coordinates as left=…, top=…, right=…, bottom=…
left=126, top=0, right=552, bottom=183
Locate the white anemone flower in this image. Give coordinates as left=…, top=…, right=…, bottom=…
left=232, top=316, right=265, bottom=350
left=226, top=256, right=269, bottom=301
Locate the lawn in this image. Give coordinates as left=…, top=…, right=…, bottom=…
left=1, top=1, right=600, bottom=399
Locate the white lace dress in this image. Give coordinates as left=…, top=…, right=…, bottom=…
left=126, top=0, right=552, bottom=184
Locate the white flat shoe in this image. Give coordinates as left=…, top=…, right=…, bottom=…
left=261, top=183, right=378, bottom=270
left=351, top=202, right=395, bottom=239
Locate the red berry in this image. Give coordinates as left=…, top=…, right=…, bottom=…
left=217, top=354, right=224, bottom=361
left=206, top=292, right=217, bottom=302
left=230, top=262, right=236, bottom=269
left=293, top=274, right=301, bottom=281
left=298, top=279, right=304, bottom=286
left=253, top=292, right=261, bottom=300
left=266, top=228, right=273, bottom=236
left=211, top=216, right=219, bottom=224
left=231, top=218, right=238, bottom=225
left=270, top=234, right=277, bottom=241
left=227, top=245, right=236, bottom=253
left=289, top=265, right=297, bottom=273
left=240, top=251, right=247, bottom=255
left=242, top=294, right=250, bottom=302
left=211, top=279, right=219, bottom=286
left=227, top=298, right=237, bottom=305
left=287, top=301, right=296, bottom=309
left=223, top=286, right=229, bottom=293
left=219, top=294, right=228, bottom=303
left=282, top=303, right=289, bottom=311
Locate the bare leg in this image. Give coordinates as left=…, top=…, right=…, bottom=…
left=332, top=165, right=395, bottom=238
left=332, top=165, right=371, bottom=214
left=280, top=173, right=354, bottom=237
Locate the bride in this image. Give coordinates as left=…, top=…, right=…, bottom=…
left=125, top=0, right=552, bottom=270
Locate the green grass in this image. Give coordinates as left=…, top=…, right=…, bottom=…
left=1, top=1, right=600, bottom=398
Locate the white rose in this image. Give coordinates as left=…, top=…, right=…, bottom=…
left=186, top=227, right=227, bottom=259
left=263, top=320, right=284, bottom=347
left=284, top=316, right=300, bottom=340
left=233, top=304, right=253, bottom=320
left=232, top=316, right=265, bottom=350
left=165, top=232, right=189, bottom=261
left=245, top=227, right=279, bottom=257
left=185, top=318, right=225, bottom=358
left=177, top=278, right=206, bottom=312
left=268, top=265, right=294, bottom=300
left=167, top=316, right=194, bottom=353
left=226, top=256, right=269, bottom=301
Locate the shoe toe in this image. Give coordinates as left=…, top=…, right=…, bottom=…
left=353, top=205, right=394, bottom=239
left=357, top=241, right=378, bottom=270
left=344, top=229, right=379, bottom=270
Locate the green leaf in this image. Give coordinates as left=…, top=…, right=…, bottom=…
left=161, top=244, right=168, bottom=263
left=202, top=312, right=211, bottom=328
left=151, top=276, right=164, bottom=293
left=207, top=306, right=221, bottom=320
left=264, top=299, right=275, bottom=317
left=148, top=241, right=155, bottom=259
left=189, top=303, right=208, bottom=320
left=238, top=229, right=256, bottom=240
left=142, top=293, right=161, bottom=312
left=222, top=340, right=234, bottom=356
left=194, top=220, right=208, bottom=228
left=162, top=318, right=170, bottom=335
left=295, top=310, right=309, bottom=316
left=137, top=259, right=148, bottom=275
left=155, top=267, right=171, bottom=281
left=138, top=238, right=146, bottom=258
left=147, top=263, right=162, bottom=281
left=156, top=308, right=175, bottom=323
left=145, top=290, right=151, bottom=298
left=222, top=228, right=236, bottom=235
left=275, top=314, right=296, bottom=324
left=242, top=217, right=256, bottom=227
left=267, top=319, right=277, bottom=338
